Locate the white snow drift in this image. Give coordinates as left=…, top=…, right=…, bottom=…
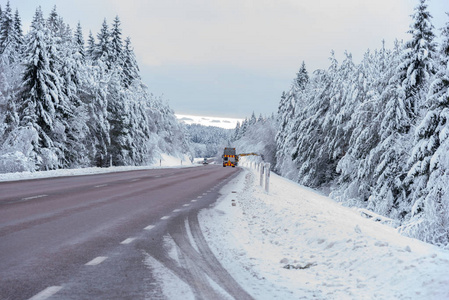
left=200, top=166, right=449, bottom=299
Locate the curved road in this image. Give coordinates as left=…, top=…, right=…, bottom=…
left=0, top=165, right=252, bottom=300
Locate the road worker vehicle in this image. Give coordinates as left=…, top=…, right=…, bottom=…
left=222, top=148, right=237, bottom=167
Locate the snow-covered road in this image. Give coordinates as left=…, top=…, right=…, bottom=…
left=200, top=167, right=449, bottom=299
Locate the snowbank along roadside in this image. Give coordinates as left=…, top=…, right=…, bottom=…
left=199, top=167, right=449, bottom=299
left=0, top=154, right=195, bottom=182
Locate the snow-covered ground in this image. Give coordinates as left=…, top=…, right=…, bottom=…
left=200, top=166, right=449, bottom=299
left=0, top=153, right=194, bottom=182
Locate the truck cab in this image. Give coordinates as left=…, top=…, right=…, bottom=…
left=222, top=148, right=238, bottom=167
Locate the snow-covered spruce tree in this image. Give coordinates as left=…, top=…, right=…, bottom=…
left=0, top=3, right=24, bottom=146
left=86, top=31, right=95, bottom=59
left=332, top=43, right=401, bottom=206
left=107, top=71, right=132, bottom=166
left=121, top=37, right=140, bottom=89
left=17, top=7, right=68, bottom=170
left=397, top=0, right=437, bottom=117
left=93, top=19, right=112, bottom=69
left=126, top=89, right=152, bottom=165
left=322, top=52, right=356, bottom=179
left=118, top=38, right=152, bottom=165
left=0, top=1, right=13, bottom=56
left=74, top=22, right=85, bottom=60
left=237, top=118, right=249, bottom=140
left=365, top=78, right=411, bottom=217
left=44, top=6, right=85, bottom=168
left=0, top=2, right=23, bottom=63
left=275, top=61, right=309, bottom=177
left=368, top=0, right=436, bottom=219
left=248, top=111, right=256, bottom=126
left=83, top=58, right=111, bottom=167
left=57, top=21, right=91, bottom=168
left=232, top=121, right=240, bottom=141
left=290, top=52, right=339, bottom=187
left=401, top=15, right=449, bottom=248
left=110, top=16, right=122, bottom=66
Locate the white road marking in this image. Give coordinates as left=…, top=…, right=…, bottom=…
left=161, top=216, right=170, bottom=220
left=85, top=256, right=108, bottom=266
left=94, top=184, right=108, bottom=188
left=144, top=225, right=155, bottom=230
left=154, top=175, right=161, bottom=178
left=202, top=193, right=207, bottom=195
left=21, top=194, right=47, bottom=201
left=191, top=200, right=197, bottom=202
left=183, top=204, right=190, bottom=207
left=121, top=238, right=136, bottom=244
left=28, top=286, right=63, bottom=300
left=173, top=209, right=182, bottom=212
left=130, top=179, right=140, bottom=182
left=197, top=196, right=203, bottom=199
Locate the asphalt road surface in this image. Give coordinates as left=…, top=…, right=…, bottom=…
left=0, top=165, right=252, bottom=300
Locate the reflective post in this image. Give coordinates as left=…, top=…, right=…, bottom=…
left=265, top=163, right=271, bottom=193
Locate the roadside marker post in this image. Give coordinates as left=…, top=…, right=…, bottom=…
left=260, top=163, right=264, bottom=187
left=265, top=163, right=271, bottom=193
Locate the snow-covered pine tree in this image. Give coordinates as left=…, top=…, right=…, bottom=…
left=332, top=43, right=399, bottom=206
left=84, top=58, right=111, bottom=167
left=238, top=118, right=248, bottom=139
left=368, top=0, right=436, bottom=219
left=291, top=52, right=338, bottom=187
left=233, top=121, right=240, bottom=141
left=275, top=61, right=309, bottom=176
left=397, top=0, right=437, bottom=117
left=322, top=52, right=356, bottom=180
left=249, top=111, right=257, bottom=126
left=401, top=14, right=449, bottom=248
left=296, top=61, right=309, bottom=90
left=126, top=89, right=151, bottom=165
left=121, top=37, right=140, bottom=88
left=18, top=7, right=67, bottom=170
left=110, top=16, right=122, bottom=66
left=74, top=22, right=85, bottom=60
left=13, top=9, right=23, bottom=54
left=0, top=1, right=23, bottom=64
left=57, top=21, right=91, bottom=168
left=367, top=74, right=412, bottom=217
left=107, top=69, right=134, bottom=166
left=0, top=1, right=13, bottom=55
left=86, top=31, right=95, bottom=60
left=93, top=19, right=112, bottom=69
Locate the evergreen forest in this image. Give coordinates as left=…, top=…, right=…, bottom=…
left=234, top=0, right=449, bottom=248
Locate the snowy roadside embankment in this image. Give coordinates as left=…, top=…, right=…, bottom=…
left=199, top=167, right=449, bottom=299
left=0, top=154, right=195, bottom=182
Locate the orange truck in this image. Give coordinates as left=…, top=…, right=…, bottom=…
left=222, top=148, right=238, bottom=167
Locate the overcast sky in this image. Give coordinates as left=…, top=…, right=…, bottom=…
left=4, top=0, right=448, bottom=118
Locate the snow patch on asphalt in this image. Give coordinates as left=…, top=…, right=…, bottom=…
left=143, top=246, right=194, bottom=300
left=199, top=168, right=449, bottom=299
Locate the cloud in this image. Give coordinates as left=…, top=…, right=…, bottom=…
left=113, top=0, right=415, bottom=73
